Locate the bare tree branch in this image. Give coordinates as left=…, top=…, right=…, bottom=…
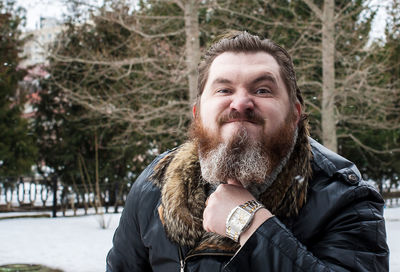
left=342, top=134, right=400, bottom=154
left=302, top=0, right=323, bottom=20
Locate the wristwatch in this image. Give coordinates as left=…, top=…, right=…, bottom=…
left=225, top=200, right=265, bottom=242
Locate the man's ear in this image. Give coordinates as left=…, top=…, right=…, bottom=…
left=294, top=101, right=302, bottom=124
left=192, top=105, right=197, bottom=119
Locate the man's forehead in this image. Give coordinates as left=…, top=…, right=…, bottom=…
left=207, top=51, right=282, bottom=83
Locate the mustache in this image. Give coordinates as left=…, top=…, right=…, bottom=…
left=218, top=110, right=265, bottom=126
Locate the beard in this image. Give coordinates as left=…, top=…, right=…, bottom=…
left=189, top=108, right=298, bottom=197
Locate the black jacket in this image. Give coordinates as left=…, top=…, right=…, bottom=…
left=106, top=139, right=389, bottom=271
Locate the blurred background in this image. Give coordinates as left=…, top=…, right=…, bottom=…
left=0, top=0, right=399, bottom=271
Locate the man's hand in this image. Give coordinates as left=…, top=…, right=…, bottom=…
left=203, top=180, right=273, bottom=245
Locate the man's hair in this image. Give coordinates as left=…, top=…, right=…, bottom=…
left=197, top=31, right=304, bottom=107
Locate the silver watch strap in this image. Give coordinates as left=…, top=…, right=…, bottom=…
left=240, top=200, right=264, bottom=214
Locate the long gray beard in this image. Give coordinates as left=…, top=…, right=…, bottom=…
left=199, top=129, right=298, bottom=198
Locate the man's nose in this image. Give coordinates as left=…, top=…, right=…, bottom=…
left=229, top=91, right=254, bottom=113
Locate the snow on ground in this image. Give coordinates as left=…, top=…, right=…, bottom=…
left=383, top=207, right=400, bottom=271
left=0, top=211, right=120, bottom=272
left=0, top=207, right=399, bottom=271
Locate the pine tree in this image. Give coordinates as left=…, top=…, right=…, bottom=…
left=0, top=0, right=37, bottom=180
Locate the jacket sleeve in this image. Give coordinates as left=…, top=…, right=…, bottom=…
left=106, top=158, right=161, bottom=272
left=224, top=184, right=389, bottom=272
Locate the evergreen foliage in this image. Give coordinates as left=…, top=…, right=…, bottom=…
left=0, top=0, right=37, bottom=179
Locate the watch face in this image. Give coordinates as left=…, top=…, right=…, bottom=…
left=231, top=208, right=251, bottom=230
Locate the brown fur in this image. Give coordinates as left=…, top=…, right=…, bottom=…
left=149, top=119, right=312, bottom=252
left=259, top=118, right=312, bottom=217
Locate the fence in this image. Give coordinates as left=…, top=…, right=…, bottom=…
left=383, top=191, right=400, bottom=208
left=0, top=176, right=130, bottom=217
left=1, top=177, right=399, bottom=217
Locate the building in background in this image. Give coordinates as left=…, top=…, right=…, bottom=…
left=20, top=17, right=65, bottom=68
left=18, top=17, right=65, bottom=119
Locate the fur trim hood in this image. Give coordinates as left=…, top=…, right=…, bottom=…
left=150, top=121, right=312, bottom=252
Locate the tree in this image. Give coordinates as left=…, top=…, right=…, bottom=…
left=33, top=3, right=178, bottom=211
left=0, top=0, right=37, bottom=180
left=53, top=0, right=192, bottom=142
left=54, top=0, right=311, bottom=148
left=339, top=0, right=400, bottom=189
left=42, top=0, right=399, bottom=190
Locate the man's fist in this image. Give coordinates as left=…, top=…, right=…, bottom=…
left=202, top=181, right=255, bottom=235
left=202, top=180, right=273, bottom=245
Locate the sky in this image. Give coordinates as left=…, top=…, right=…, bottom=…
left=369, top=0, right=390, bottom=41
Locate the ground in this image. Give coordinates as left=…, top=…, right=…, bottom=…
left=0, top=207, right=398, bottom=271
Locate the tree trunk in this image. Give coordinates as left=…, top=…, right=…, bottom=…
left=184, top=0, right=201, bottom=104
left=94, top=131, right=102, bottom=213
left=321, top=0, right=337, bottom=152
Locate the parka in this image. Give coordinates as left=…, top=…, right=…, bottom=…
left=106, top=138, right=389, bottom=271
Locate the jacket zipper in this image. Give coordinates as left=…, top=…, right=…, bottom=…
left=178, top=246, right=234, bottom=272
left=178, top=246, right=185, bottom=272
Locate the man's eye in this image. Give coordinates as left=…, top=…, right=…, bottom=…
left=255, top=88, right=272, bottom=94
left=216, top=89, right=231, bottom=94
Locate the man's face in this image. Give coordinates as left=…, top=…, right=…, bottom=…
left=198, top=51, right=300, bottom=144
left=191, top=51, right=301, bottom=191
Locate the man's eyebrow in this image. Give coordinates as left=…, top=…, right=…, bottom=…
left=251, top=73, right=278, bottom=86
left=210, top=77, right=233, bottom=85
left=210, top=74, right=278, bottom=86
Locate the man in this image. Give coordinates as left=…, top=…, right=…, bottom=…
left=106, top=31, right=389, bottom=271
